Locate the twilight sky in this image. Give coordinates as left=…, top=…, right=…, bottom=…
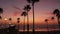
left=0, top=0, right=60, bottom=25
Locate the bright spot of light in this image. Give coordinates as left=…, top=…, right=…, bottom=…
left=4, top=18, right=8, bottom=21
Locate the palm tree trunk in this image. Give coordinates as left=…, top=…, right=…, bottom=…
left=32, top=2, right=35, bottom=34
left=18, top=22, right=19, bottom=34
left=58, top=17, right=60, bottom=29
left=46, top=22, right=49, bottom=34
left=46, top=22, right=48, bottom=31
left=52, top=20, right=55, bottom=29
left=23, top=16, right=25, bottom=31
left=51, top=20, right=54, bottom=34
left=9, top=21, right=11, bottom=27
left=27, top=11, right=29, bottom=34
left=53, top=20, right=56, bottom=30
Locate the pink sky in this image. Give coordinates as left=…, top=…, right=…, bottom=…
left=0, top=0, right=60, bottom=30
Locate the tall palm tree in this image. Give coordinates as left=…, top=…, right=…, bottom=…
left=17, top=18, right=20, bottom=34
left=27, top=0, right=39, bottom=33
left=0, top=8, right=3, bottom=19
left=45, top=19, right=49, bottom=31
left=53, top=9, right=60, bottom=28
left=21, top=11, right=27, bottom=31
left=23, top=5, right=31, bottom=32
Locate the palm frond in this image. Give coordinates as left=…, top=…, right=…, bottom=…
left=9, top=18, right=12, bottom=21
left=34, top=0, right=39, bottom=2
left=45, top=19, right=48, bottom=22
left=23, top=5, right=31, bottom=11
left=17, top=18, right=20, bottom=21
left=0, top=8, right=3, bottom=14
left=0, top=16, right=2, bottom=19
left=53, top=9, right=59, bottom=14
left=21, top=12, right=27, bottom=16
left=53, top=9, right=60, bottom=17
left=51, top=17, right=54, bottom=20
left=27, top=0, right=31, bottom=3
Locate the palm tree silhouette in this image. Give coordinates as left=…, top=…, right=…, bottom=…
left=51, top=17, right=56, bottom=34
left=27, top=0, right=39, bottom=33
left=17, top=18, right=20, bottom=24
left=53, top=9, right=60, bottom=28
left=51, top=17, right=55, bottom=29
left=0, top=8, right=3, bottom=19
left=9, top=18, right=12, bottom=26
left=17, top=18, right=20, bottom=34
left=45, top=19, right=49, bottom=31
left=21, top=11, right=27, bottom=31
left=23, top=5, right=31, bottom=32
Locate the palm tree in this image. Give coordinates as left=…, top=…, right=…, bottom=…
left=0, top=8, right=3, bottom=19
left=45, top=19, right=49, bottom=31
left=17, top=18, right=20, bottom=24
left=21, top=11, right=27, bottom=31
left=23, top=5, right=31, bottom=32
left=9, top=18, right=12, bottom=26
left=51, top=17, right=55, bottom=29
left=27, top=0, right=39, bottom=33
left=17, top=18, right=20, bottom=34
left=51, top=17, right=58, bottom=34
left=53, top=9, right=60, bottom=28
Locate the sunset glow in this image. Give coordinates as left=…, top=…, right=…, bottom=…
left=0, top=0, right=60, bottom=32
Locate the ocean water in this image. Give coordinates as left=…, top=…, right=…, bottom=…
left=19, top=28, right=60, bottom=32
